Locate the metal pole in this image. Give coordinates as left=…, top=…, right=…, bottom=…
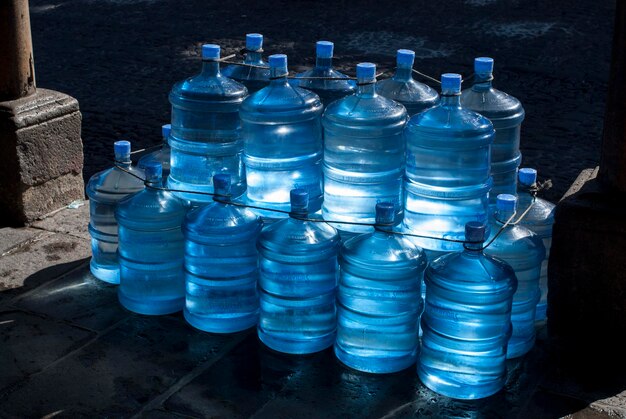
left=599, top=0, right=626, bottom=192
left=0, top=0, right=36, bottom=101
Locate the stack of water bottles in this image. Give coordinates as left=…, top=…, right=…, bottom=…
left=87, top=34, right=555, bottom=401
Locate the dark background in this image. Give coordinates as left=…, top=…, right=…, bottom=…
left=30, top=0, right=615, bottom=202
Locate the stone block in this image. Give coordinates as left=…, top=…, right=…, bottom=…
left=0, top=88, right=84, bottom=224
left=548, top=167, right=626, bottom=368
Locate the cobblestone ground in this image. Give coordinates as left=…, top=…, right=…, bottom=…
left=29, top=0, right=615, bottom=203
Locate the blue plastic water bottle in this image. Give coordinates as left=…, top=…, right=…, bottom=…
left=257, top=189, right=340, bottom=354
left=323, top=62, right=408, bottom=233
left=375, top=49, right=439, bottom=116
left=293, top=41, right=356, bottom=108
left=183, top=174, right=262, bottom=333
left=168, top=44, right=248, bottom=205
left=241, top=54, right=324, bottom=216
left=461, top=57, right=525, bottom=202
left=139, top=124, right=172, bottom=179
left=484, top=194, right=545, bottom=358
left=86, top=140, right=145, bottom=284
left=116, top=162, right=187, bottom=315
left=517, top=168, right=554, bottom=323
left=335, top=202, right=426, bottom=373
left=419, top=221, right=517, bottom=400
left=403, top=73, right=494, bottom=255
left=222, top=33, right=270, bottom=93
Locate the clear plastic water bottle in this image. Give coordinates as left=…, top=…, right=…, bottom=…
left=222, top=33, right=270, bottom=93
left=419, top=221, right=517, bottom=400
left=293, top=41, right=356, bottom=108
left=375, top=49, right=439, bottom=116
left=168, top=44, right=248, bottom=205
left=484, top=194, right=545, bottom=358
left=139, top=124, right=172, bottom=179
left=517, top=168, right=554, bottom=323
left=183, top=174, right=262, bottom=333
left=403, top=73, right=494, bottom=254
left=116, top=161, right=187, bottom=315
left=86, top=140, right=144, bottom=284
left=241, top=54, right=324, bottom=216
left=461, top=57, right=525, bottom=202
left=257, top=189, right=340, bottom=354
left=335, top=202, right=426, bottom=373
left=323, top=62, right=407, bottom=233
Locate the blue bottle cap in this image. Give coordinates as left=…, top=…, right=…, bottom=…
left=144, top=161, right=162, bottom=180
left=496, top=194, right=518, bottom=211
left=290, top=189, right=309, bottom=211
left=202, top=44, right=220, bottom=60
left=475, top=57, right=494, bottom=74
left=269, top=54, right=288, bottom=69
left=246, top=33, right=263, bottom=51
left=356, top=62, right=376, bottom=80
left=316, top=41, right=334, bottom=59
left=161, top=124, right=171, bottom=138
left=465, top=221, right=486, bottom=243
left=441, top=73, right=462, bottom=93
left=375, top=202, right=395, bottom=225
left=397, top=49, right=415, bottom=66
left=114, top=140, right=131, bottom=155
left=213, top=173, right=232, bottom=195
left=519, top=168, right=538, bottom=186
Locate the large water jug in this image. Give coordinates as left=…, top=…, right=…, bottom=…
left=183, top=174, right=262, bottom=333
left=139, top=124, right=172, bottom=178
left=241, top=54, right=324, bottom=215
left=86, top=140, right=144, bottom=284
left=293, top=41, right=356, bottom=108
left=335, top=202, right=426, bottom=373
left=222, top=33, right=270, bottom=94
left=375, top=49, right=439, bottom=116
left=403, top=73, right=494, bottom=255
left=517, top=168, right=554, bottom=323
left=116, top=162, right=187, bottom=315
left=168, top=44, right=248, bottom=205
left=461, top=57, right=524, bottom=202
left=323, top=62, right=407, bottom=233
left=419, top=221, right=517, bottom=400
left=257, top=189, right=340, bottom=354
left=484, top=194, right=545, bottom=358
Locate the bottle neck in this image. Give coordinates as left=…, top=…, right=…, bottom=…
left=464, top=242, right=484, bottom=253
left=357, top=79, right=377, bottom=97
left=213, top=191, right=231, bottom=203
left=201, top=61, right=220, bottom=77
left=441, top=94, right=461, bottom=106
left=517, top=185, right=535, bottom=207
left=315, top=56, right=332, bottom=69
left=495, top=208, right=516, bottom=224
left=114, top=154, right=131, bottom=169
left=472, top=73, right=493, bottom=92
left=270, top=66, right=288, bottom=86
left=145, top=177, right=163, bottom=187
left=394, top=65, right=413, bottom=82
left=290, top=207, right=308, bottom=218
left=244, top=51, right=263, bottom=64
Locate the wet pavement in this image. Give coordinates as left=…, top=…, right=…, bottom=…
left=1, top=204, right=626, bottom=418
left=28, top=0, right=615, bottom=204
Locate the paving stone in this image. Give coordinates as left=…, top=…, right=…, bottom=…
left=251, top=348, right=421, bottom=419
left=14, top=264, right=127, bottom=332
left=520, top=390, right=592, bottom=419
left=0, top=231, right=90, bottom=299
left=164, top=333, right=303, bottom=418
left=0, top=227, right=42, bottom=255
left=32, top=201, right=90, bottom=240
left=0, top=316, right=237, bottom=417
left=0, top=309, right=95, bottom=392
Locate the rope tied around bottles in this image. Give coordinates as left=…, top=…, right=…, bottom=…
left=113, top=161, right=553, bottom=251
